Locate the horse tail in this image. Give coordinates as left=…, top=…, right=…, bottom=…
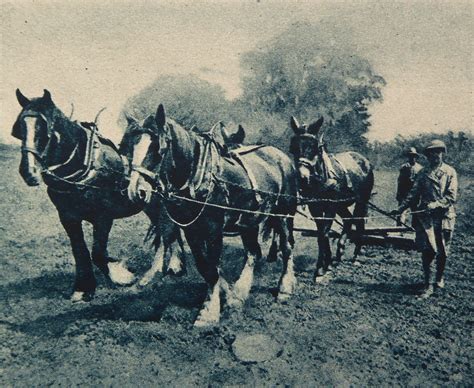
left=351, top=166, right=374, bottom=257
left=363, top=165, right=375, bottom=203
left=264, top=216, right=280, bottom=262
left=264, top=208, right=296, bottom=262
left=261, top=215, right=275, bottom=241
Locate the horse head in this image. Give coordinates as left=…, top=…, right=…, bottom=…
left=289, top=115, right=325, bottom=184
left=12, top=89, right=63, bottom=186
left=122, top=104, right=170, bottom=203
left=221, top=123, right=245, bottom=146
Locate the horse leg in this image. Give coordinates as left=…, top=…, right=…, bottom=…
left=314, top=213, right=335, bottom=282
left=335, top=207, right=353, bottom=262
left=138, top=243, right=165, bottom=287
left=288, top=216, right=295, bottom=247
left=267, top=230, right=279, bottom=263
left=277, top=219, right=297, bottom=302
left=92, top=218, right=135, bottom=286
left=59, top=215, right=95, bottom=302
left=228, top=228, right=259, bottom=308
left=353, top=201, right=369, bottom=259
left=166, top=225, right=186, bottom=277
left=185, top=224, right=223, bottom=327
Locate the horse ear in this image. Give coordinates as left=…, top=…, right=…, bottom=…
left=290, top=116, right=301, bottom=133
left=220, top=122, right=230, bottom=142
left=124, top=112, right=137, bottom=125
left=235, top=125, right=246, bottom=144
left=16, top=89, right=30, bottom=108
left=155, top=104, right=166, bottom=128
left=307, top=117, right=324, bottom=135
left=43, top=89, right=52, bottom=103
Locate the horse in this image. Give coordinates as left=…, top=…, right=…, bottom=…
left=11, top=89, right=184, bottom=302
left=289, top=116, right=374, bottom=280
left=125, top=103, right=298, bottom=327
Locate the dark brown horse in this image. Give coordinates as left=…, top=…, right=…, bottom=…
left=289, top=116, right=374, bottom=280
left=11, top=89, right=183, bottom=302
left=125, top=104, right=298, bottom=327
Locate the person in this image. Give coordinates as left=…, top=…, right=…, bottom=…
left=396, top=147, right=423, bottom=225
left=394, top=140, right=457, bottom=298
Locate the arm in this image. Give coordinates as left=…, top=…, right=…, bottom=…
left=398, top=174, right=421, bottom=213
left=396, top=166, right=407, bottom=202
left=427, top=169, right=458, bottom=210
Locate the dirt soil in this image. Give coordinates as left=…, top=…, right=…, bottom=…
left=1, top=145, right=472, bottom=386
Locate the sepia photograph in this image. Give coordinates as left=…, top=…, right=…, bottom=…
left=1, top=0, right=472, bottom=386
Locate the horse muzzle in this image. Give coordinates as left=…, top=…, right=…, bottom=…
left=298, top=165, right=312, bottom=185
left=19, top=158, right=41, bottom=186
left=127, top=171, right=153, bottom=203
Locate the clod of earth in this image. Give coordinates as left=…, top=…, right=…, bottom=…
left=231, top=333, right=282, bottom=363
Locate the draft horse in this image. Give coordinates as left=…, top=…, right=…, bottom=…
left=289, top=116, right=374, bottom=280
left=12, top=89, right=184, bottom=302
left=126, top=104, right=298, bottom=327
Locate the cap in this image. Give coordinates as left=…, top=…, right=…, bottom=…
left=424, top=139, right=447, bottom=153
left=406, top=147, right=419, bottom=156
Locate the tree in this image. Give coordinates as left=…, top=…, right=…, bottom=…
left=121, top=74, right=231, bottom=131
left=238, top=21, right=386, bottom=151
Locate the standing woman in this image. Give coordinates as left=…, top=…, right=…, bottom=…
left=395, top=140, right=458, bottom=298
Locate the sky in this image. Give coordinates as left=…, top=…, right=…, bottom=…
left=1, top=0, right=472, bottom=144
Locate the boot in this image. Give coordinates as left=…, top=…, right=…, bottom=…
left=418, top=284, right=434, bottom=299
left=418, top=266, right=434, bottom=299
left=435, top=277, right=445, bottom=289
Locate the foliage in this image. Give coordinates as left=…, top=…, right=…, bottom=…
left=119, top=22, right=473, bottom=178
left=367, top=130, right=474, bottom=175
left=237, top=21, right=386, bottom=151
left=121, top=74, right=232, bottom=131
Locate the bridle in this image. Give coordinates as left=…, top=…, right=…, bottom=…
left=19, top=112, right=57, bottom=163
left=129, top=124, right=172, bottom=190
left=129, top=122, right=218, bottom=197
left=17, top=110, right=103, bottom=186
left=294, top=133, right=322, bottom=174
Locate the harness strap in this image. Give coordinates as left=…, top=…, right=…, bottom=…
left=121, top=155, right=131, bottom=176
left=178, top=139, right=209, bottom=193
left=48, top=144, right=80, bottom=172
left=131, top=164, right=157, bottom=182
left=21, top=146, right=42, bottom=158
left=43, top=123, right=101, bottom=185
left=229, top=151, right=262, bottom=204
left=332, top=155, right=353, bottom=189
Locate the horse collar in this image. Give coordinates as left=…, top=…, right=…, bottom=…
left=177, top=137, right=216, bottom=194
left=43, top=122, right=101, bottom=186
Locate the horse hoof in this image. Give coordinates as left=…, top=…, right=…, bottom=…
left=137, top=277, right=152, bottom=288
left=314, top=274, right=331, bottom=285
left=108, top=262, right=135, bottom=286
left=128, top=284, right=143, bottom=294
left=194, top=316, right=219, bottom=328
left=166, top=267, right=186, bottom=278
left=277, top=292, right=291, bottom=303
left=71, top=291, right=94, bottom=303
left=266, top=251, right=279, bottom=263
left=226, top=295, right=245, bottom=310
